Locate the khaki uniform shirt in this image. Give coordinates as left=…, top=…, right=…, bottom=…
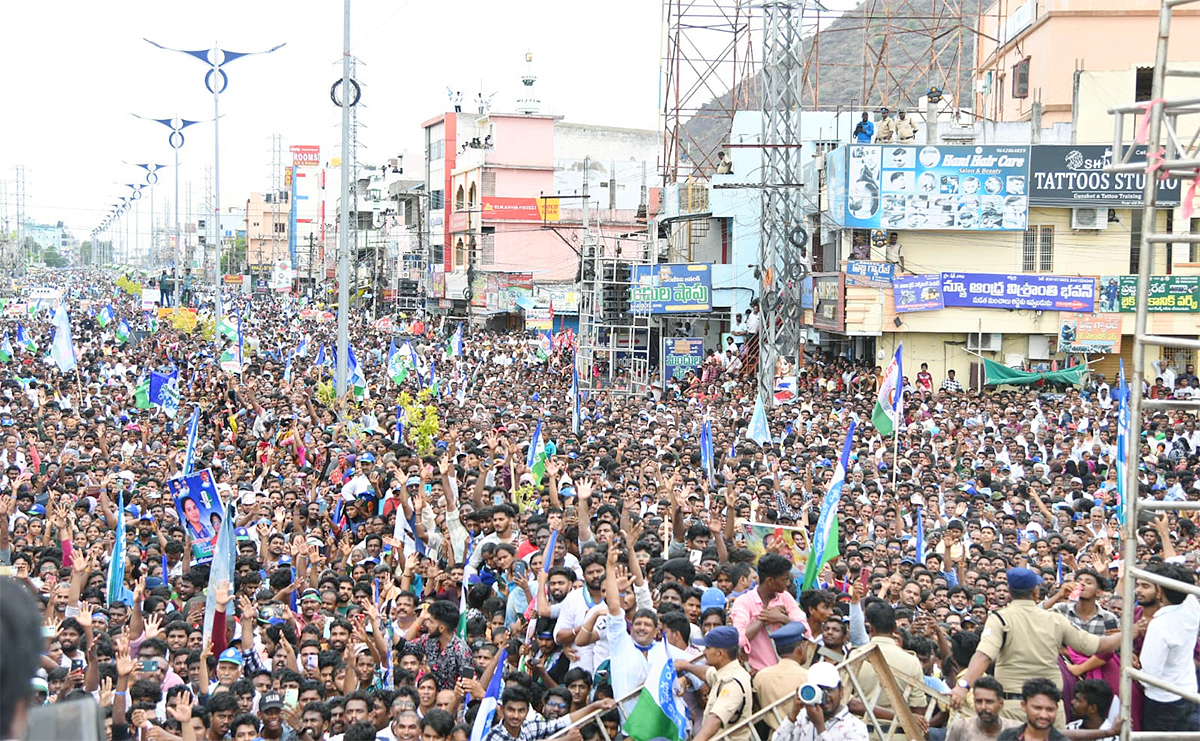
left=752, top=657, right=808, bottom=730
left=875, top=117, right=896, bottom=142
left=853, top=635, right=926, bottom=738
left=896, top=117, right=919, bottom=141
left=704, top=660, right=754, bottom=741
left=976, top=598, right=1101, bottom=693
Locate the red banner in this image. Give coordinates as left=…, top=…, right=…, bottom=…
left=290, top=145, right=321, bottom=166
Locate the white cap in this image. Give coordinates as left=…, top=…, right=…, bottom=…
left=808, top=662, right=841, bottom=689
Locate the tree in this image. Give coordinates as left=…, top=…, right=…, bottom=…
left=80, top=241, right=93, bottom=266
left=221, top=235, right=247, bottom=275
left=41, top=247, right=68, bottom=268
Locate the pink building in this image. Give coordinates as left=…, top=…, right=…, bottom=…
left=975, top=0, right=1200, bottom=125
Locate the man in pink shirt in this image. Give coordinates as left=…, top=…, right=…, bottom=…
left=730, top=553, right=807, bottom=672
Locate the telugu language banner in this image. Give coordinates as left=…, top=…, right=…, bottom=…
left=941, top=272, right=1096, bottom=313
left=1059, top=313, right=1122, bottom=354
left=631, top=263, right=712, bottom=314
left=892, top=274, right=945, bottom=313
left=661, top=337, right=705, bottom=389
left=1098, top=275, right=1200, bottom=313
left=845, top=260, right=895, bottom=287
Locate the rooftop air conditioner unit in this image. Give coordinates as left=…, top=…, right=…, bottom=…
left=1072, top=207, right=1107, bottom=230
left=967, top=332, right=1003, bottom=352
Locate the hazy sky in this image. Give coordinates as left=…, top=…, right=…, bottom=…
left=0, top=0, right=668, bottom=241
left=0, top=0, right=861, bottom=243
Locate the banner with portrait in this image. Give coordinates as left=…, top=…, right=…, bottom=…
left=168, top=468, right=225, bottom=564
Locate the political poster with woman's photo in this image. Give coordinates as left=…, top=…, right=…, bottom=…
left=741, top=521, right=811, bottom=566
left=168, top=468, right=225, bottom=564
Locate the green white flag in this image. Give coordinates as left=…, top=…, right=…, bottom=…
left=134, top=378, right=152, bottom=410
left=527, top=420, right=547, bottom=485
left=0, top=337, right=12, bottom=363
left=871, top=345, right=903, bottom=437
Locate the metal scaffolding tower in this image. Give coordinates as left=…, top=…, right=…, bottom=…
left=1106, top=0, right=1200, bottom=738
left=575, top=161, right=653, bottom=398
left=756, top=1, right=809, bottom=408
left=270, top=133, right=284, bottom=274
left=660, top=0, right=757, bottom=183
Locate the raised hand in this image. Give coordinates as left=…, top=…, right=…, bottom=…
left=214, top=580, right=233, bottom=610
left=166, top=690, right=193, bottom=722
left=143, top=613, right=163, bottom=641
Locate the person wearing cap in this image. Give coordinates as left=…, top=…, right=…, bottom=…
left=950, top=568, right=1123, bottom=725
left=774, top=661, right=869, bottom=741
left=257, top=691, right=295, bottom=740
left=676, top=625, right=754, bottom=741
left=752, top=621, right=812, bottom=732
left=209, top=647, right=244, bottom=696
left=852, top=602, right=927, bottom=737
left=876, top=108, right=896, bottom=143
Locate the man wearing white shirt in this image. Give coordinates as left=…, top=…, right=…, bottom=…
left=1139, top=562, right=1200, bottom=731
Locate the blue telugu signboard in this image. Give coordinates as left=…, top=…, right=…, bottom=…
left=662, top=337, right=705, bottom=389
left=631, top=263, right=712, bottom=314
left=893, top=274, right=945, bottom=313
left=842, top=144, right=1030, bottom=231
left=846, top=260, right=895, bottom=286
left=941, top=273, right=1096, bottom=313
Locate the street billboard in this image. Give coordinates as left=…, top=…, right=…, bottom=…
left=662, top=337, right=705, bottom=389
left=480, top=197, right=560, bottom=222
left=837, top=144, right=1030, bottom=231
left=892, top=274, right=945, bottom=313
left=631, top=263, right=712, bottom=314
left=1058, top=313, right=1122, bottom=354
left=1029, top=145, right=1181, bottom=207
left=1098, top=275, right=1200, bottom=313
left=942, top=272, right=1096, bottom=313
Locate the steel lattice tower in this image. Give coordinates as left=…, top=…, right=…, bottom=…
left=757, top=1, right=809, bottom=408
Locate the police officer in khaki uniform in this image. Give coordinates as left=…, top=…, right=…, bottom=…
left=753, top=621, right=812, bottom=732
left=875, top=107, right=896, bottom=143
left=853, top=602, right=927, bottom=738
left=677, top=626, right=753, bottom=741
left=949, top=568, right=1123, bottom=725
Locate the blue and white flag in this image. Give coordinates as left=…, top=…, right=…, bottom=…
left=15, top=323, right=36, bottom=353
left=183, top=408, right=200, bottom=476
left=50, top=306, right=76, bottom=373
left=468, top=648, right=509, bottom=741
left=570, top=354, right=581, bottom=436
left=747, top=395, right=772, bottom=448
left=802, top=420, right=855, bottom=589
left=203, top=501, right=237, bottom=644
left=106, top=494, right=128, bottom=606
left=315, top=343, right=328, bottom=368
left=451, top=323, right=464, bottom=358
left=914, top=505, right=924, bottom=564
left=97, top=305, right=114, bottom=328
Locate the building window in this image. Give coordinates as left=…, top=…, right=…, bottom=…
left=429, top=139, right=445, bottom=161
left=480, top=227, right=495, bottom=264
left=1129, top=209, right=1143, bottom=274
left=1022, top=225, right=1054, bottom=272
left=482, top=171, right=497, bottom=197
left=1012, top=58, right=1030, bottom=99
left=1135, top=67, right=1153, bottom=102
left=468, top=183, right=477, bottom=209
left=1191, top=218, right=1200, bottom=262
left=455, top=238, right=465, bottom=267
left=455, top=186, right=465, bottom=211
left=430, top=190, right=443, bottom=209
left=274, top=223, right=286, bottom=234
left=1162, top=346, right=1198, bottom=376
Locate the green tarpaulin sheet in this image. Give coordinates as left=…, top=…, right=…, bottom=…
left=983, top=357, right=1088, bottom=386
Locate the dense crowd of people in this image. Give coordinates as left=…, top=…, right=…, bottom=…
left=2, top=268, right=1199, bottom=741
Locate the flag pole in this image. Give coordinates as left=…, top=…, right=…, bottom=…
left=891, top=416, right=900, bottom=490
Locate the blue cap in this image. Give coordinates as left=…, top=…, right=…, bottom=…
left=701, top=587, right=726, bottom=612
left=218, top=647, right=243, bottom=665
left=234, top=527, right=251, bottom=541
left=360, top=452, right=375, bottom=463
left=1006, top=567, right=1043, bottom=591
left=768, top=621, right=810, bottom=649
left=145, top=576, right=164, bottom=589
left=698, top=625, right=740, bottom=650
left=278, top=555, right=292, bottom=565
left=28, top=504, right=46, bottom=516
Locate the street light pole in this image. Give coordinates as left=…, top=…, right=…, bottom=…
left=335, top=0, right=352, bottom=397
left=144, top=37, right=285, bottom=320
